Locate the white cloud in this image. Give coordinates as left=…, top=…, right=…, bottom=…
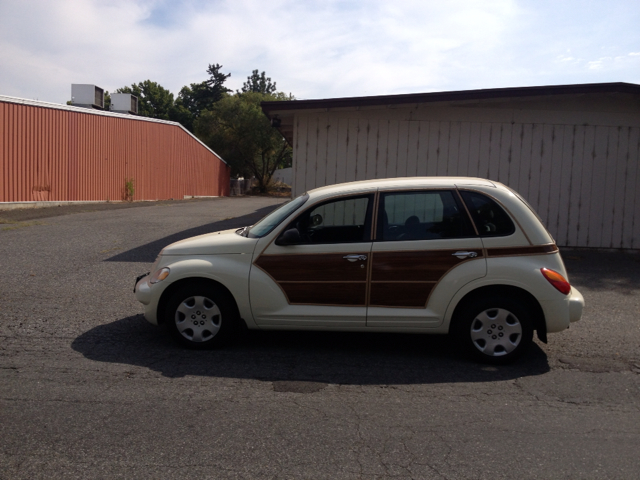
left=557, top=55, right=577, bottom=63
left=0, top=0, right=639, bottom=105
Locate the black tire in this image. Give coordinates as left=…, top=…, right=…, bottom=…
left=453, top=295, right=534, bottom=364
left=163, top=282, right=239, bottom=349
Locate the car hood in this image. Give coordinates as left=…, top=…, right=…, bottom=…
left=161, top=228, right=258, bottom=255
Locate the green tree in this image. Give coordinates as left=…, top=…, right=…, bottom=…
left=115, top=80, right=175, bottom=120
left=195, top=91, right=292, bottom=193
left=241, top=70, right=277, bottom=95
left=176, top=63, right=231, bottom=131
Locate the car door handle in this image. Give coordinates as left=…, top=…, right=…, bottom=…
left=452, top=251, right=478, bottom=259
left=343, top=254, right=367, bottom=262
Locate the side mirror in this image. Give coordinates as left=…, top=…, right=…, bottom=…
left=276, top=228, right=301, bottom=246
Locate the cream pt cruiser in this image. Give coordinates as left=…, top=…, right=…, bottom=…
left=134, top=177, right=584, bottom=364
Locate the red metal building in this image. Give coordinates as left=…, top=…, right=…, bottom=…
left=0, top=95, right=230, bottom=203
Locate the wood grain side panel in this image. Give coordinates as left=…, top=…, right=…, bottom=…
left=369, top=282, right=434, bottom=307
left=371, top=249, right=482, bottom=282
left=255, top=254, right=367, bottom=282
left=486, top=244, right=558, bottom=257
left=281, top=282, right=367, bottom=305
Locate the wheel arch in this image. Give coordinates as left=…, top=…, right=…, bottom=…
left=449, top=285, right=547, bottom=343
left=156, top=277, right=241, bottom=327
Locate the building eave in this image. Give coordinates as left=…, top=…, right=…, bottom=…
left=261, top=82, right=640, bottom=145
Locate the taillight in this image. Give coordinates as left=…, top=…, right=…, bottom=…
left=541, top=268, right=571, bottom=295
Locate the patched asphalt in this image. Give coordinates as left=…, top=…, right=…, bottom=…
left=1, top=197, right=639, bottom=479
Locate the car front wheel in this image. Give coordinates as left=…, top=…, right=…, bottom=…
left=164, top=283, right=238, bottom=349
left=455, top=296, right=534, bottom=364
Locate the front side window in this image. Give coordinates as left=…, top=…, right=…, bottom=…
left=460, top=190, right=515, bottom=237
left=285, top=195, right=373, bottom=244
left=377, top=190, right=474, bottom=241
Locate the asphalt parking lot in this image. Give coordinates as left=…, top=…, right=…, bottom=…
left=1, top=197, right=639, bottom=479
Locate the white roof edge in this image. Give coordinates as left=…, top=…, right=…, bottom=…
left=306, top=176, right=497, bottom=197
left=0, top=94, right=228, bottom=166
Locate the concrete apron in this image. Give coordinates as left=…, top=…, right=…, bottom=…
left=0, top=196, right=220, bottom=211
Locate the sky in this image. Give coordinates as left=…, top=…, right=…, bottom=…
left=0, top=0, right=638, bottom=105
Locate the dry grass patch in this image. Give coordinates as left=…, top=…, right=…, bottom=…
left=1, top=219, right=45, bottom=231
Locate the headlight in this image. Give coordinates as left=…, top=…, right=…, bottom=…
left=149, top=267, right=170, bottom=284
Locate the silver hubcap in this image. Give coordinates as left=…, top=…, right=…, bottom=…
left=174, top=296, right=221, bottom=342
left=470, top=308, right=522, bottom=357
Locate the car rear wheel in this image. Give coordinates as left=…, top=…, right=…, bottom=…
left=455, top=296, right=534, bottom=364
left=164, top=283, right=238, bottom=349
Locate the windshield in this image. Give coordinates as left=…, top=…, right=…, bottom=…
left=247, top=193, right=309, bottom=238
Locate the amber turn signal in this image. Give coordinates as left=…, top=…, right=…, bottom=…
left=150, top=267, right=170, bottom=284
left=541, top=268, right=571, bottom=295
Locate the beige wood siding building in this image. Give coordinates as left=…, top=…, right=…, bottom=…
left=263, top=83, right=640, bottom=250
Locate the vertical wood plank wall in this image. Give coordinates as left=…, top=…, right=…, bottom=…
left=293, top=108, right=640, bottom=249
left=0, top=101, right=230, bottom=203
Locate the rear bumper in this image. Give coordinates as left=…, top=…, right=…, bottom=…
left=569, top=286, right=584, bottom=323
left=542, top=285, right=584, bottom=333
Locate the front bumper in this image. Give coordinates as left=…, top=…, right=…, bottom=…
left=134, top=273, right=151, bottom=304
left=134, top=272, right=149, bottom=293
left=134, top=274, right=159, bottom=325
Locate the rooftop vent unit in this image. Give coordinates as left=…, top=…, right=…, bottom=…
left=71, top=84, right=104, bottom=110
left=111, top=93, right=138, bottom=114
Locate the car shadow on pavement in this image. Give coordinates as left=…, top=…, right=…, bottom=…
left=105, top=204, right=284, bottom=263
left=71, top=314, right=550, bottom=385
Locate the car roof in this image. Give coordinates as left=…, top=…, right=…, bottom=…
left=307, top=177, right=497, bottom=198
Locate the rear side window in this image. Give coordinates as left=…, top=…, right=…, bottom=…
left=460, top=191, right=515, bottom=237
left=377, top=190, right=475, bottom=241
